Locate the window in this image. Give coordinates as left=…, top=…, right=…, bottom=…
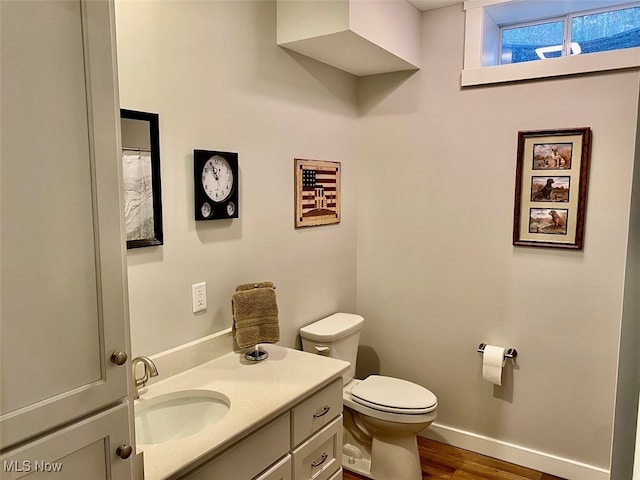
left=572, top=6, right=640, bottom=54
left=500, top=5, right=640, bottom=65
left=462, top=0, right=640, bottom=86
left=501, top=20, right=565, bottom=64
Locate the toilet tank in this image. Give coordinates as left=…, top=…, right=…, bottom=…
left=300, top=313, right=364, bottom=385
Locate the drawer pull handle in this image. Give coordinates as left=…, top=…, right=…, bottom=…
left=313, top=405, right=331, bottom=418
left=311, top=453, right=328, bottom=468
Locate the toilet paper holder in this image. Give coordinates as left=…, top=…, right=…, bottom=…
left=477, top=343, right=517, bottom=359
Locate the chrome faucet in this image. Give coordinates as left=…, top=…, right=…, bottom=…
left=131, top=356, right=159, bottom=399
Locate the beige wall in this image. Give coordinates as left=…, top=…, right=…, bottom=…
left=115, top=0, right=359, bottom=357
left=356, top=5, right=639, bottom=471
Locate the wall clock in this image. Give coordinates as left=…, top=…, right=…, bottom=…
left=194, top=149, right=239, bottom=221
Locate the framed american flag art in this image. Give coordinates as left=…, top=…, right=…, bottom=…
left=294, top=158, right=341, bottom=228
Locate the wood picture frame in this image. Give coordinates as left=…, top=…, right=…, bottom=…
left=294, top=158, right=341, bottom=228
left=513, top=127, right=591, bottom=250
left=120, top=109, right=164, bottom=249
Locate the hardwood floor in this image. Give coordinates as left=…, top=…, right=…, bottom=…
left=342, top=437, right=566, bottom=480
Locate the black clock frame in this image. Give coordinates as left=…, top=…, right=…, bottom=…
left=194, top=149, right=239, bottom=221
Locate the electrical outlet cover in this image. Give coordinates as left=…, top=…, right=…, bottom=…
left=192, top=282, right=207, bottom=313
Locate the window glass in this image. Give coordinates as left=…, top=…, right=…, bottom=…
left=501, top=21, right=564, bottom=64
left=571, top=6, right=640, bottom=54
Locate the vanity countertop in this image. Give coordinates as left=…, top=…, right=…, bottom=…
left=136, top=344, right=349, bottom=480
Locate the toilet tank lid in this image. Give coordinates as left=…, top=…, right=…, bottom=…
left=300, top=313, right=364, bottom=342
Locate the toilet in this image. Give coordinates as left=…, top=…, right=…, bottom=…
left=300, top=313, right=437, bottom=480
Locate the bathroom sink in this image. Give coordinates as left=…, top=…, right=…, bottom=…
left=135, top=390, right=230, bottom=445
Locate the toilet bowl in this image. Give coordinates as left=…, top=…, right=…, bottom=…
left=300, top=313, right=438, bottom=480
left=343, top=376, right=437, bottom=480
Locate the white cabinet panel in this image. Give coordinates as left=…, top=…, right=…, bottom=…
left=0, top=403, right=133, bottom=480
left=326, top=469, right=342, bottom=480
left=291, top=379, right=342, bottom=447
left=292, top=416, right=342, bottom=480
left=0, top=0, right=129, bottom=449
left=1, top=0, right=99, bottom=412
left=254, top=455, right=291, bottom=480
left=182, top=414, right=290, bottom=480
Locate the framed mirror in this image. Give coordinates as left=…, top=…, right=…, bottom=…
left=120, top=109, right=164, bottom=249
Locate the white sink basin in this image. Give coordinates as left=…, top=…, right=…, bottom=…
left=135, top=390, right=230, bottom=445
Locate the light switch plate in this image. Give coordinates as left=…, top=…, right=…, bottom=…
left=192, top=282, right=207, bottom=313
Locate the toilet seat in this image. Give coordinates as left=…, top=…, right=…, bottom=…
left=350, top=375, right=437, bottom=415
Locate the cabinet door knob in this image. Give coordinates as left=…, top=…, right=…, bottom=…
left=116, top=444, right=133, bottom=459
left=110, top=351, right=128, bottom=366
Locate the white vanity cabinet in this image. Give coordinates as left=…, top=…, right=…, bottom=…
left=0, top=404, right=132, bottom=480
left=179, top=378, right=343, bottom=480
left=1, top=0, right=133, bottom=477
left=290, top=379, right=343, bottom=480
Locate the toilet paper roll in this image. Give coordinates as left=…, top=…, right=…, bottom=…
left=482, top=345, right=506, bottom=386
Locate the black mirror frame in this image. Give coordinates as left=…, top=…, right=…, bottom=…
left=120, top=108, right=164, bottom=249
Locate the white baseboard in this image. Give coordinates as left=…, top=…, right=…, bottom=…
left=421, top=423, right=610, bottom=480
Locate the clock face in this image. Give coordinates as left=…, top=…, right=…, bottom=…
left=201, top=202, right=212, bottom=219
left=194, top=150, right=239, bottom=221
left=202, top=155, right=233, bottom=203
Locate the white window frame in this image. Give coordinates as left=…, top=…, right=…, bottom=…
left=462, top=0, right=640, bottom=86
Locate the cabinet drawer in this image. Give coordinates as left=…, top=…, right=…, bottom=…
left=327, top=469, right=342, bottom=480
left=183, top=413, right=290, bottom=480
left=254, top=454, right=291, bottom=480
left=292, top=415, right=342, bottom=480
left=291, top=378, right=342, bottom=447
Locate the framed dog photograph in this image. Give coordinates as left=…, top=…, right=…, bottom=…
left=513, top=127, right=591, bottom=250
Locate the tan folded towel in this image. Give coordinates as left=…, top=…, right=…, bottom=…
left=235, top=281, right=275, bottom=292
left=232, top=283, right=279, bottom=349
